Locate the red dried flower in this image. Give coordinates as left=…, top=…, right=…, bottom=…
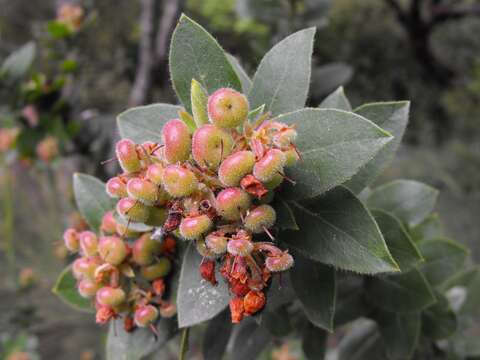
left=200, top=259, right=217, bottom=285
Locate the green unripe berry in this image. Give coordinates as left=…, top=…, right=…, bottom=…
left=126, top=178, right=158, bottom=205
left=272, top=127, right=297, bottom=148
left=215, top=188, right=251, bottom=221
left=218, top=150, right=256, bottom=187
left=146, top=163, right=163, bottom=185
left=244, top=204, right=276, bottom=234
left=98, top=236, right=128, bottom=265
left=145, top=206, right=168, bottom=226
left=132, top=233, right=160, bottom=266
left=79, top=231, right=98, bottom=256
left=179, top=214, right=213, bottom=240
left=72, top=256, right=101, bottom=280
left=106, top=177, right=127, bottom=198
left=63, top=228, right=79, bottom=252
left=227, top=238, right=254, bottom=256
left=196, top=237, right=216, bottom=259
left=253, top=149, right=286, bottom=182
left=192, top=124, right=233, bottom=170
left=116, top=197, right=150, bottom=223
left=284, top=148, right=300, bottom=167
left=263, top=173, right=284, bottom=190
left=115, top=139, right=142, bottom=173
left=162, top=119, right=192, bottom=164
left=161, top=164, right=198, bottom=197
left=78, top=279, right=99, bottom=298
left=205, top=232, right=228, bottom=255
left=96, top=286, right=126, bottom=307
left=134, top=305, right=159, bottom=327
left=265, top=252, right=294, bottom=272
left=208, top=88, right=249, bottom=128
left=140, top=258, right=171, bottom=281
left=115, top=222, right=141, bottom=238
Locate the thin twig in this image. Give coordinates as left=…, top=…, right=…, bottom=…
left=179, top=327, right=190, bottom=360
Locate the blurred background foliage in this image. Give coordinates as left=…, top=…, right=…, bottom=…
left=1, top=0, right=480, bottom=359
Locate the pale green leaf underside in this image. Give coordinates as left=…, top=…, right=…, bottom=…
left=117, top=103, right=181, bottom=144
left=282, top=186, right=399, bottom=274
left=319, top=86, right=352, bottom=111
left=52, top=266, right=93, bottom=312
left=278, top=108, right=393, bottom=201
left=249, top=28, right=316, bottom=116
left=1, top=42, right=36, bottom=80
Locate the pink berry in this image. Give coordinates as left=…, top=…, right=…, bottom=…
left=98, top=236, right=128, bottom=265
left=244, top=204, right=276, bottom=234
left=79, top=231, right=98, bottom=256
left=265, top=252, right=294, bottom=272
left=63, top=228, right=79, bottom=252
left=126, top=177, right=158, bottom=205
left=78, top=279, right=99, bottom=298
left=115, top=139, right=142, bottom=173
left=161, top=164, right=198, bottom=198
left=161, top=119, right=191, bottom=164
left=227, top=238, right=254, bottom=256
left=179, top=215, right=213, bottom=240
left=132, top=233, right=161, bottom=266
left=208, top=88, right=249, bottom=128
left=253, top=149, right=286, bottom=182
left=106, top=177, right=127, bottom=198
left=218, top=150, right=256, bottom=187
left=192, top=124, right=233, bottom=170
left=215, top=187, right=251, bottom=221
left=101, top=211, right=117, bottom=234
left=205, top=232, right=228, bottom=255
left=72, top=256, right=101, bottom=280
left=146, top=163, right=163, bottom=185
left=134, top=305, right=159, bottom=327
left=116, top=197, right=150, bottom=223
left=96, top=286, right=126, bottom=307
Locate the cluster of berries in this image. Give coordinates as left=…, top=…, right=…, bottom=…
left=63, top=212, right=177, bottom=333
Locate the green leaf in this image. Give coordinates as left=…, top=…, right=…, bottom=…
left=106, top=318, right=176, bottom=360
left=337, top=320, right=386, bottom=360
left=417, top=238, right=468, bottom=287
left=422, top=291, right=457, bottom=340
left=249, top=28, right=316, bottom=116
left=335, top=274, right=370, bottom=327
left=371, top=209, right=423, bottom=272
left=178, top=109, right=197, bottom=133
left=290, top=251, right=336, bottom=331
left=202, top=309, right=232, bottom=360
left=73, top=173, right=114, bottom=232
left=117, top=103, right=181, bottom=143
left=374, top=310, right=421, bottom=360
left=47, top=21, right=72, bottom=39
left=302, top=322, right=327, bottom=360
left=319, top=86, right=352, bottom=111
left=273, top=196, right=299, bottom=231
left=232, top=319, right=271, bottom=360
left=263, top=273, right=296, bottom=312
left=1, top=42, right=36, bottom=81
left=52, top=266, right=92, bottom=312
left=365, top=268, right=436, bottom=313
left=282, top=186, right=399, bottom=274
left=366, top=180, right=438, bottom=226
left=113, top=213, right=153, bottom=232
left=227, top=54, right=252, bottom=93
left=346, top=101, right=410, bottom=193
left=177, top=243, right=230, bottom=328
left=248, top=104, right=265, bottom=121
left=262, top=309, right=292, bottom=337
left=169, top=15, right=241, bottom=113
left=191, top=79, right=209, bottom=127
left=409, top=213, right=444, bottom=243
left=278, top=108, right=393, bottom=200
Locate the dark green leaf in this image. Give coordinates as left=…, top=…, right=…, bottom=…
left=202, top=309, right=232, bottom=360
left=337, top=320, right=386, bottom=360
left=282, top=187, right=399, bottom=274
left=273, top=197, right=299, bottom=231
left=73, top=173, right=114, bottom=232
left=374, top=310, right=420, bottom=360
left=422, top=291, right=457, bottom=340
left=169, top=15, right=241, bottom=113
left=302, top=322, right=327, bottom=360
left=249, top=28, right=316, bottom=116
left=346, top=101, right=410, bottom=193
left=1, top=42, right=36, bottom=81
left=227, top=53, right=252, bottom=93
left=335, top=274, right=370, bottom=327
left=319, top=86, right=351, bottom=111
left=417, top=238, right=468, bottom=287
left=264, top=273, right=296, bottom=312
left=177, top=243, right=230, bottom=328
left=365, top=268, right=436, bottom=313
left=232, top=319, right=271, bottom=360
left=310, top=62, right=353, bottom=99
left=52, top=266, right=93, bottom=312
left=290, top=251, right=336, bottom=331
left=366, top=180, right=438, bottom=226
left=262, top=309, right=292, bottom=337
left=409, top=213, right=444, bottom=243
left=47, top=21, right=72, bottom=39
left=117, top=103, right=181, bottom=143
left=371, top=209, right=423, bottom=272
left=278, top=108, right=393, bottom=200
left=106, top=318, right=176, bottom=360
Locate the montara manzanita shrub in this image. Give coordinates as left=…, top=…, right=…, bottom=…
left=53, top=15, right=479, bottom=360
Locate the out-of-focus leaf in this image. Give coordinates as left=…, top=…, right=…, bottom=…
left=278, top=108, right=393, bottom=200
left=282, top=187, right=399, bottom=274
left=318, top=86, right=351, bottom=111
left=366, top=180, right=438, bottom=226
left=273, top=197, right=299, bottom=231
left=249, top=28, right=316, bottom=116
left=310, top=62, right=353, bottom=98
left=422, top=291, right=457, bottom=340
left=232, top=318, right=271, bottom=360
left=177, top=243, right=230, bottom=328
left=262, top=309, right=292, bottom=337
left=337, top=319, right=386, bottom=360
left=202, top=309, right=232, bottom=360
left=52, top=266, right=92, bottom=312
left=117, top=103, right=181, bottom=144
left=169, top=15, right=241, bottom=113
left=73, top=173, right=114, bottom=232
left=227, top=53, right=252, bottom=93
left=409, top=213, right=444, bottom=243
left=1, top=42, right=36, bottom=81
left=302, top=322, right=327, bottom=360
